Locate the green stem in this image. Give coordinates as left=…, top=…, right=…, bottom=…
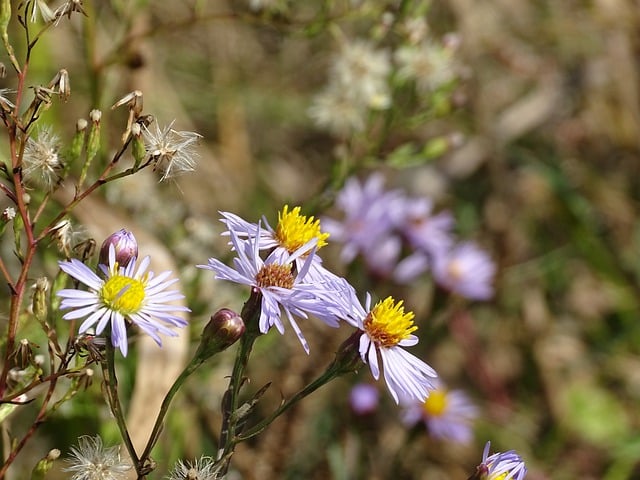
left=137, top=357, right=202, bottom=472
left=216, top=291, right=262, bottom=473
left=100, top=342, right=140, bottom=471
left=236, top=357, right=348, bottom=442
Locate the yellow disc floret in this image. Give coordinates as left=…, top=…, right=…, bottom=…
left=363, top=297, right=418, bottom=348
left=422, top=389, right=448, bottom=417
left=100, top=275, right=146, bottom=315
left=275, top=205, right=330, bottom=253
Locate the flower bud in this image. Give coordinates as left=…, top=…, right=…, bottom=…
left=30, top=448, right=60, bottom=480
left=31, top=277, right=49, bottom=323
left=99, top=229, right=138, bottom=267
left=194, top=308, right=245, bottom=363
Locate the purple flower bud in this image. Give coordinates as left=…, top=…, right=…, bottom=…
left=99, top=229, right=138, bottom=267
left=194, top=308, right=246, bottom=363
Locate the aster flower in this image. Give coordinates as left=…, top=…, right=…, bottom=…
left=22, top=127, right=63, bottom=190
left=143, top=120, right=201, bottom=181
left=401, top=381, right=477, bottom=443
left=397, top=196, right=455, bottom=258
left=432, top=242, right=496, bottom=300
left=167, top=456, right=220, bottom=480
left=220, top=205, right=333, bottom=282
left=322, top=174, right=403, bottom=264
left=344, top=291, right=437, bottom=403
left=198, top=223, right=349, bottom=353
left=469, top=441, right=527, bottom=480
left=349, top=383, right=380, bottom=415
left=57, top=245, right=189, bottom=356
left=64, top=435, right=131, bottom=480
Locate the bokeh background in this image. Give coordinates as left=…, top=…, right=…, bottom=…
left=2, top=0, right=640, bottom=479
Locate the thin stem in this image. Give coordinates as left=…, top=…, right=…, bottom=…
left=137, top=358, right=203, bottom=472
left=100, top=342, right=140, bottom=471
left=236, top=358, right=346, bottom=442
left=216, top=291, right=262, bottom=474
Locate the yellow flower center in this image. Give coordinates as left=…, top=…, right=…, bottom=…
left=100, top=275, right=146, bottom=315
left=422, top=389, right=448, bottom=417
left=255, top=263, right=295, bottom=289
left=363, top=297, right=418, bottom=348
left=488, top=473, right=508, bottom=480
left=275, top=205, right=329, bottom=253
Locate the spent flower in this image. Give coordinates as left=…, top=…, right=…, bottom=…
left=64, top=435, right=131, bottom=480
left=167, top=456, right=220, bottom=480
left=143, top=120, right=202, bottom=181
left=57, top=243, right=189, bottom=356
left=22, top=127, right=63, bottom=190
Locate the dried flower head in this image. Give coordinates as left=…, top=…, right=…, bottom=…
left=167, top=456, right=221, bottom=480
left=142, top=120, right=201, bottom=181
left=22, top=127, right=63, bottom=190
left=64, top=435, right=132, bottom=480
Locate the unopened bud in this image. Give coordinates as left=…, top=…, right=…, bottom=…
left=31, top=448, right=60, bottom=480
left=99, top=229, right=138, bottom=267
left=32, top=277, right=49, bottom=322
left=131, top=122, right=146, bottom=168
left=85, top=109, right=102, bottom=163
left=194, top=308, right=245, bottom=362
left=67, top=118, right=88, bottom=167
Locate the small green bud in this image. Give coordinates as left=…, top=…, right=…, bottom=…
left=131, top=122, right=146, bottom=169
left=30, top=448, right=60, bottom=480
left=0, top=0, right=10, bottom=41
left=31, top=277, right=49, bottom=323
left=67, top=118, right=87, bottom=166
left=85, top=109, right=101, bottom=162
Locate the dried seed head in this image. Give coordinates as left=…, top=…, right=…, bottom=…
left=22, top=127, right=63, bottom=190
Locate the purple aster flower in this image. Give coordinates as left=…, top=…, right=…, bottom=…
left=322, top=174, right=403, bottom=264
left=343, top=289, right=437, bottom=403
left=349, top=383, right=380, bottom=415
left=220, top=205, right=334, bottom=282
left=470, top=441, right=527, bottom=480
left=401, top=381, right=477, bottom=444
left=432, top=242, right=496, bottom=300
left=57, top=245, right=189, bottom=357
left=198, top=223, right=349, bottom=353
left=396, top=196, right=455, bottom=258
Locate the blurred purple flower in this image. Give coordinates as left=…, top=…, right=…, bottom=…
left=401, top=381, right=477, bottom=444
left=349, top=383, right=380, bottom=415
left=396, top=196, right=455, bottom=258
left=322, top=174, right=402, bottom=264
left=432, top=242, right=496, bottom=300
